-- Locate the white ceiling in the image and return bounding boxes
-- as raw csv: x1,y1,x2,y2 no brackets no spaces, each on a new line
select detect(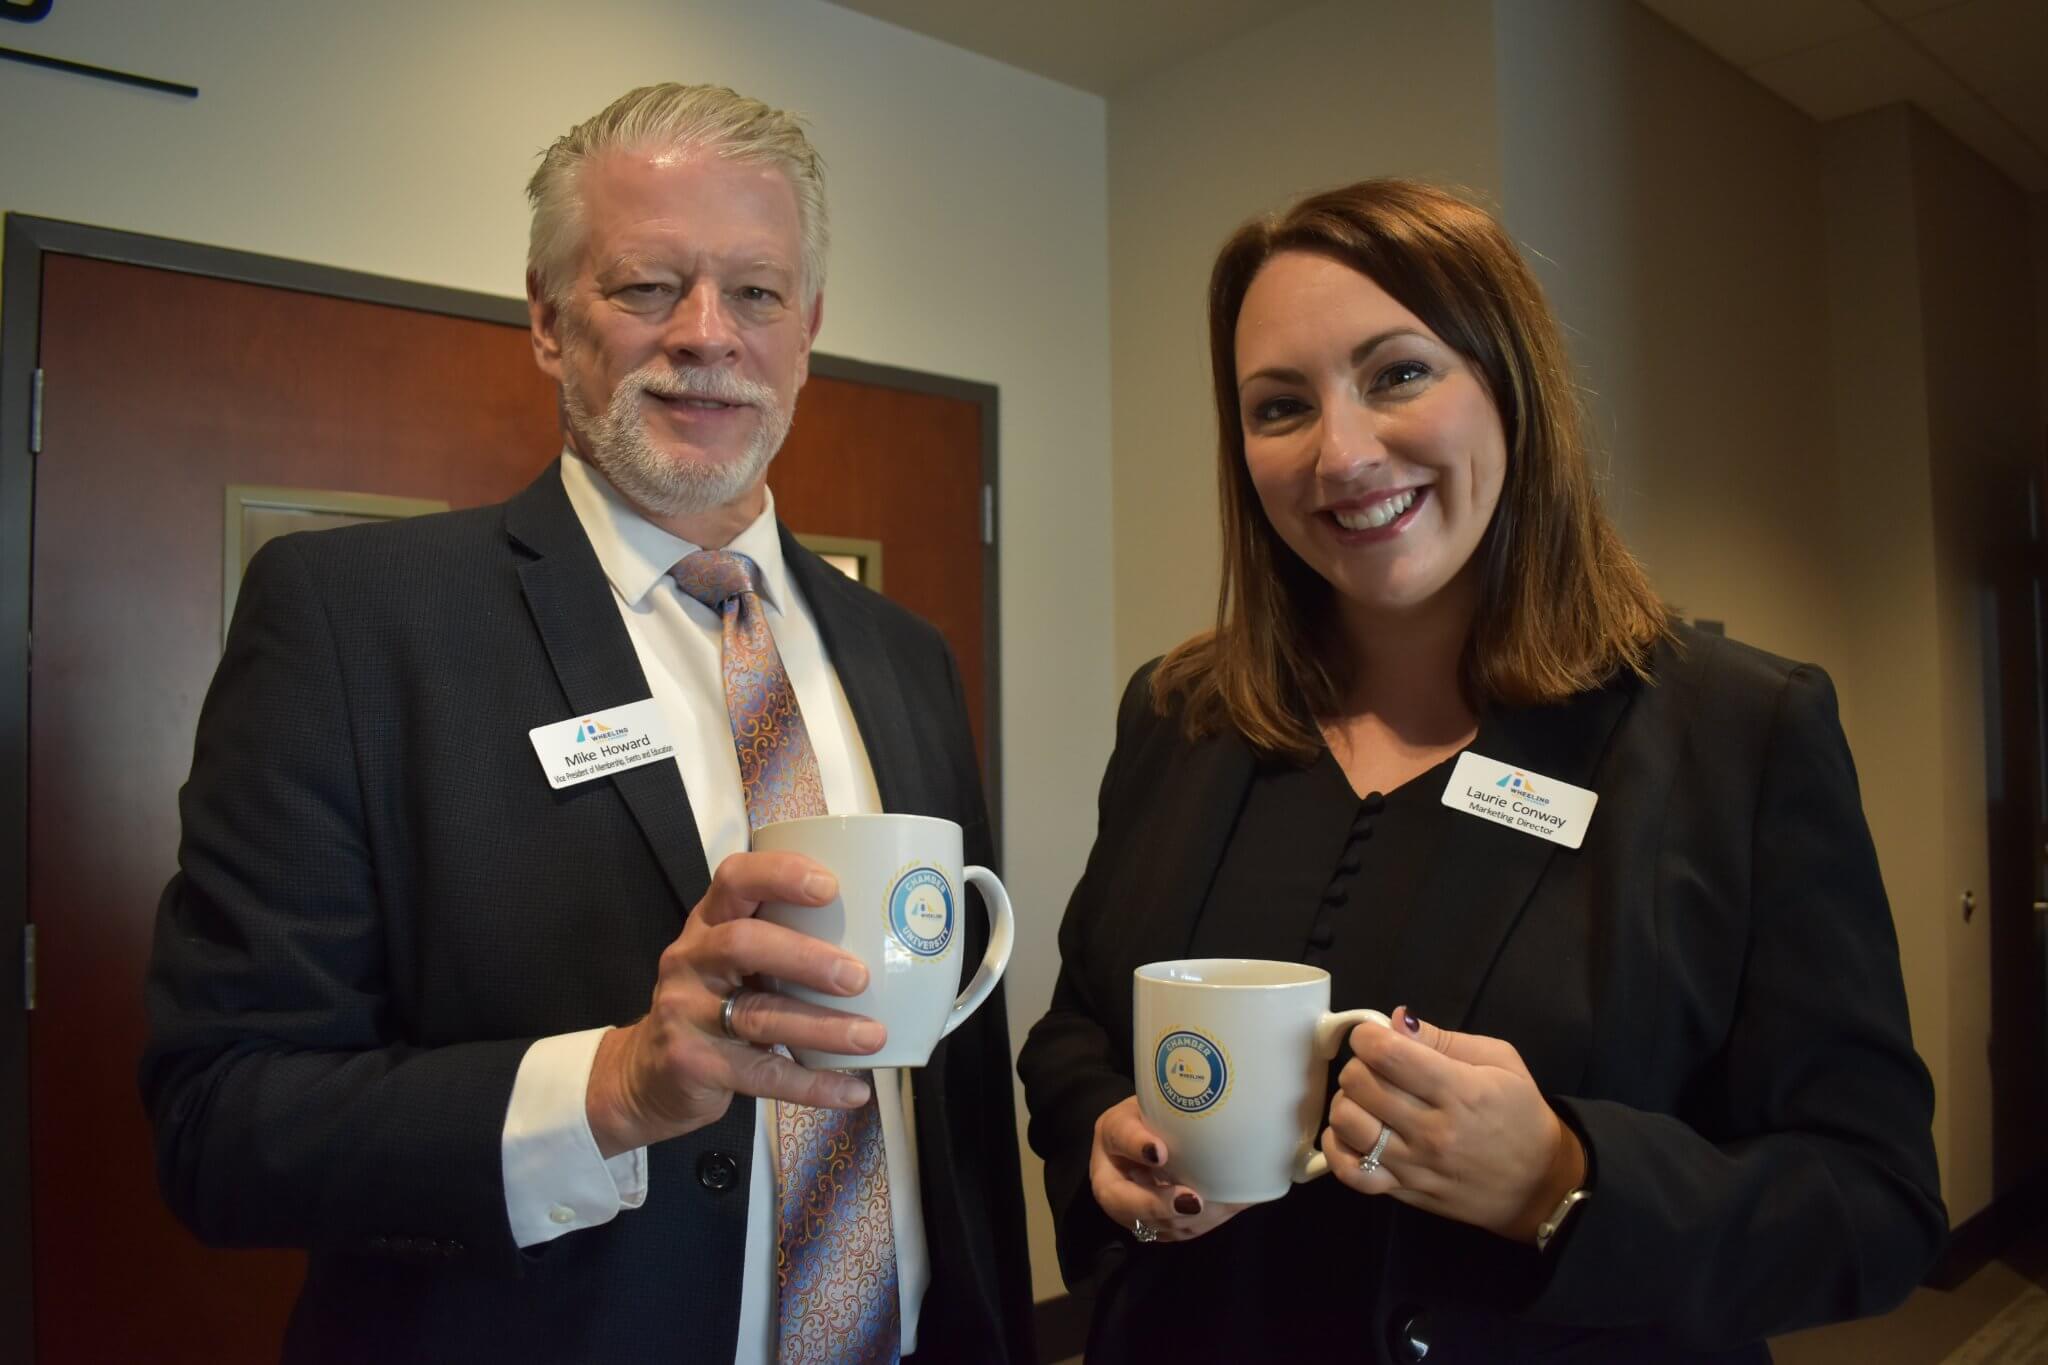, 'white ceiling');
825,0,2047,194
1636,0,2047,190
820,0,1330,95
